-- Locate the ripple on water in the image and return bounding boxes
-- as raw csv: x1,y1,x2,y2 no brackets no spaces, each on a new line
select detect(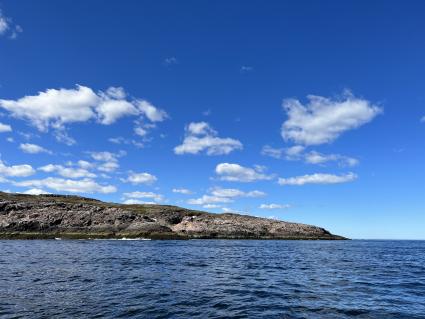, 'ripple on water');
0,240,425,318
